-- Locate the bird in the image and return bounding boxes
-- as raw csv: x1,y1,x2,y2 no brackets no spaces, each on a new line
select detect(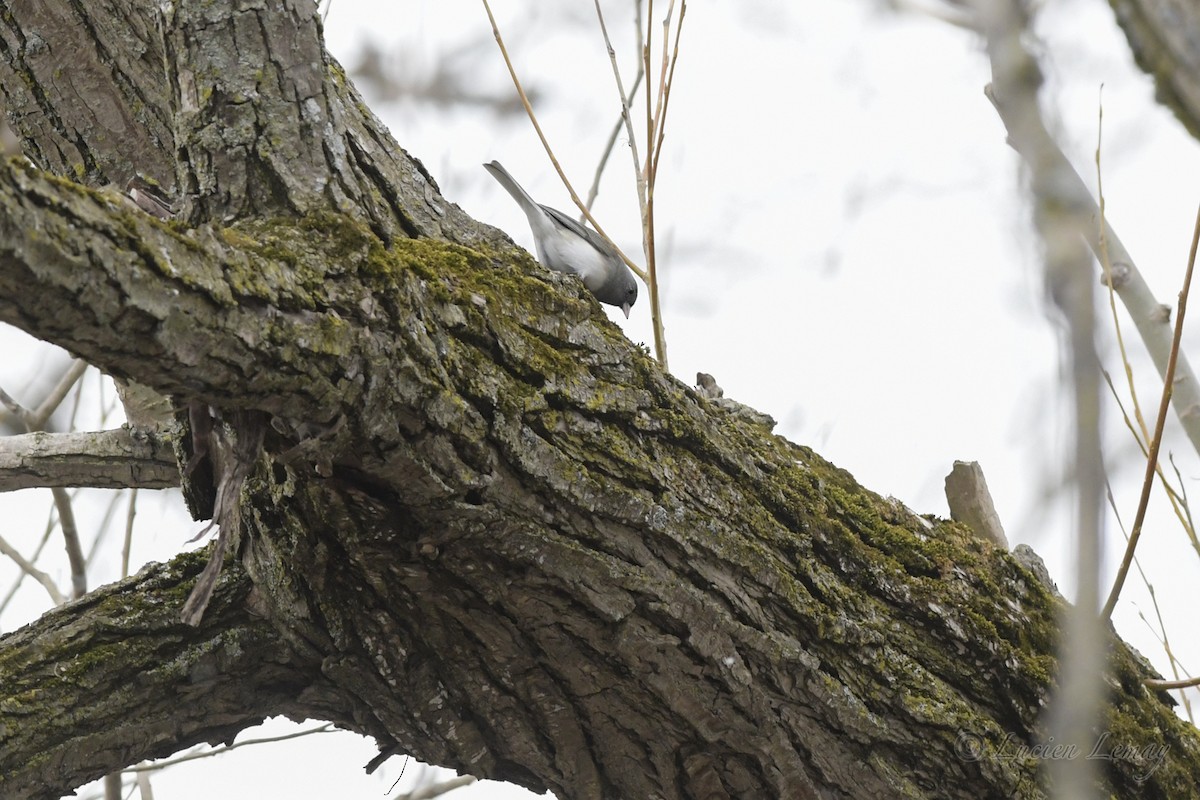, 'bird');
484,160,638,318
